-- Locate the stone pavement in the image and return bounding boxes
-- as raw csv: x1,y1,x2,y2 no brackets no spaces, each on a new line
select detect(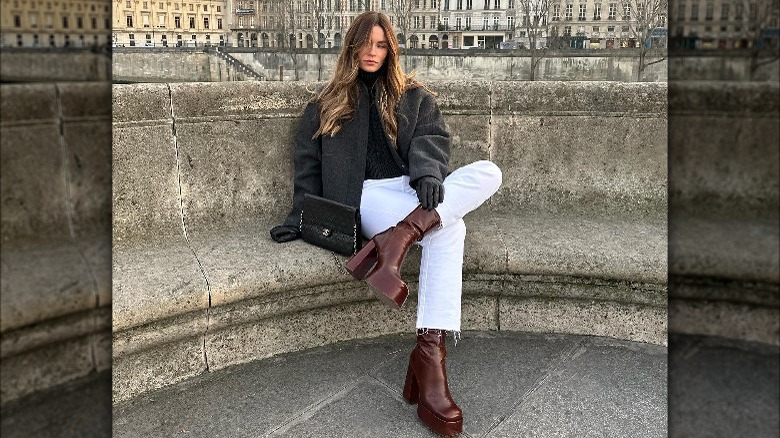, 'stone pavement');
2,331,779,437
